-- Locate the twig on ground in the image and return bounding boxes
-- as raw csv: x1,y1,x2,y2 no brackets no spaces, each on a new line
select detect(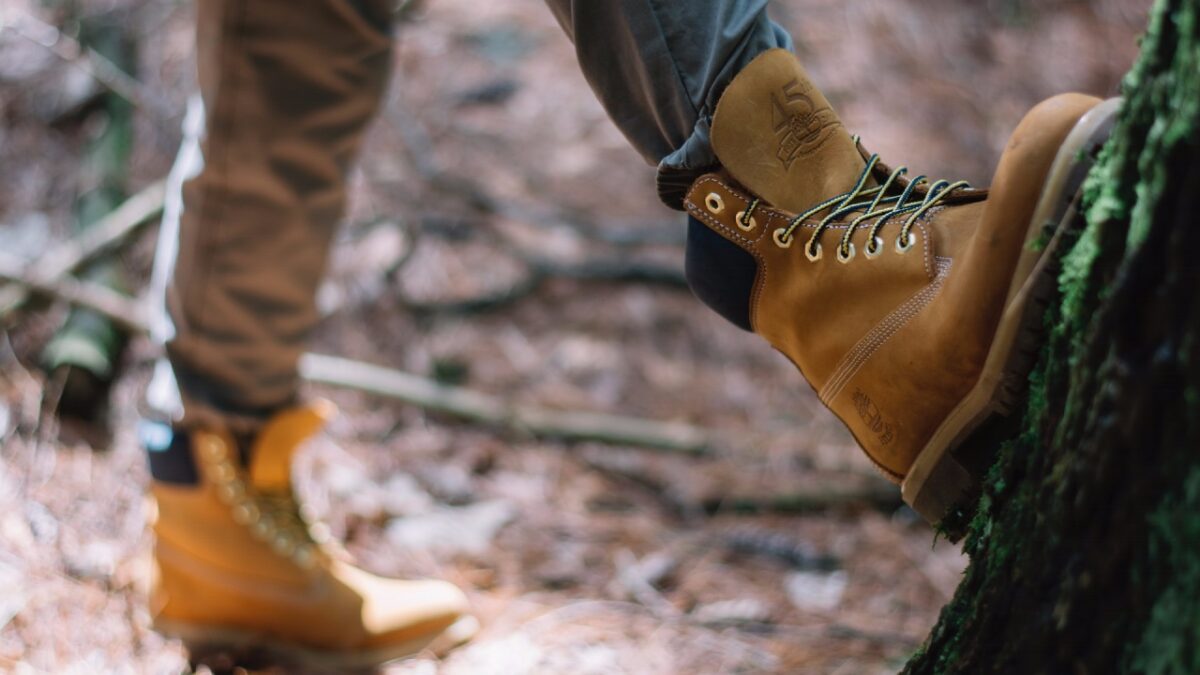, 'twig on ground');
613,549,679,617
396,255,686,316
0,180,166,320
578,449,900,517
702,482,902,515
4,12,175,119
352,99,692,316
299,353,711,454
0,254,147,332
0,266,712,454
